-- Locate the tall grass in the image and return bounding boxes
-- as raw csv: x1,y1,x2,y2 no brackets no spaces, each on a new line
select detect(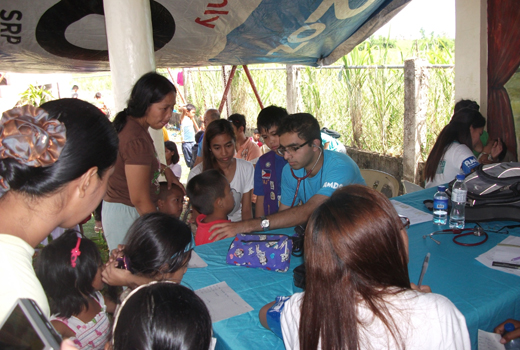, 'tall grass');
181,35,454,159
69,35,455,160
